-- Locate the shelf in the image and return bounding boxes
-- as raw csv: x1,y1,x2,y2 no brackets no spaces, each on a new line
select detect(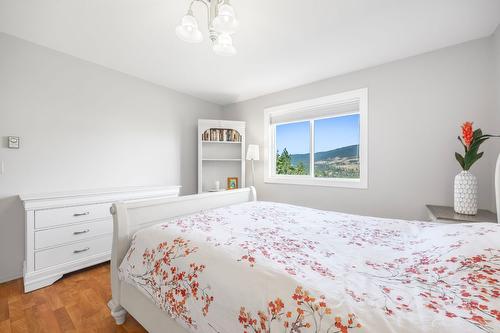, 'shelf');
202,141,242,144
198,119,246,194
202,158,242,162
